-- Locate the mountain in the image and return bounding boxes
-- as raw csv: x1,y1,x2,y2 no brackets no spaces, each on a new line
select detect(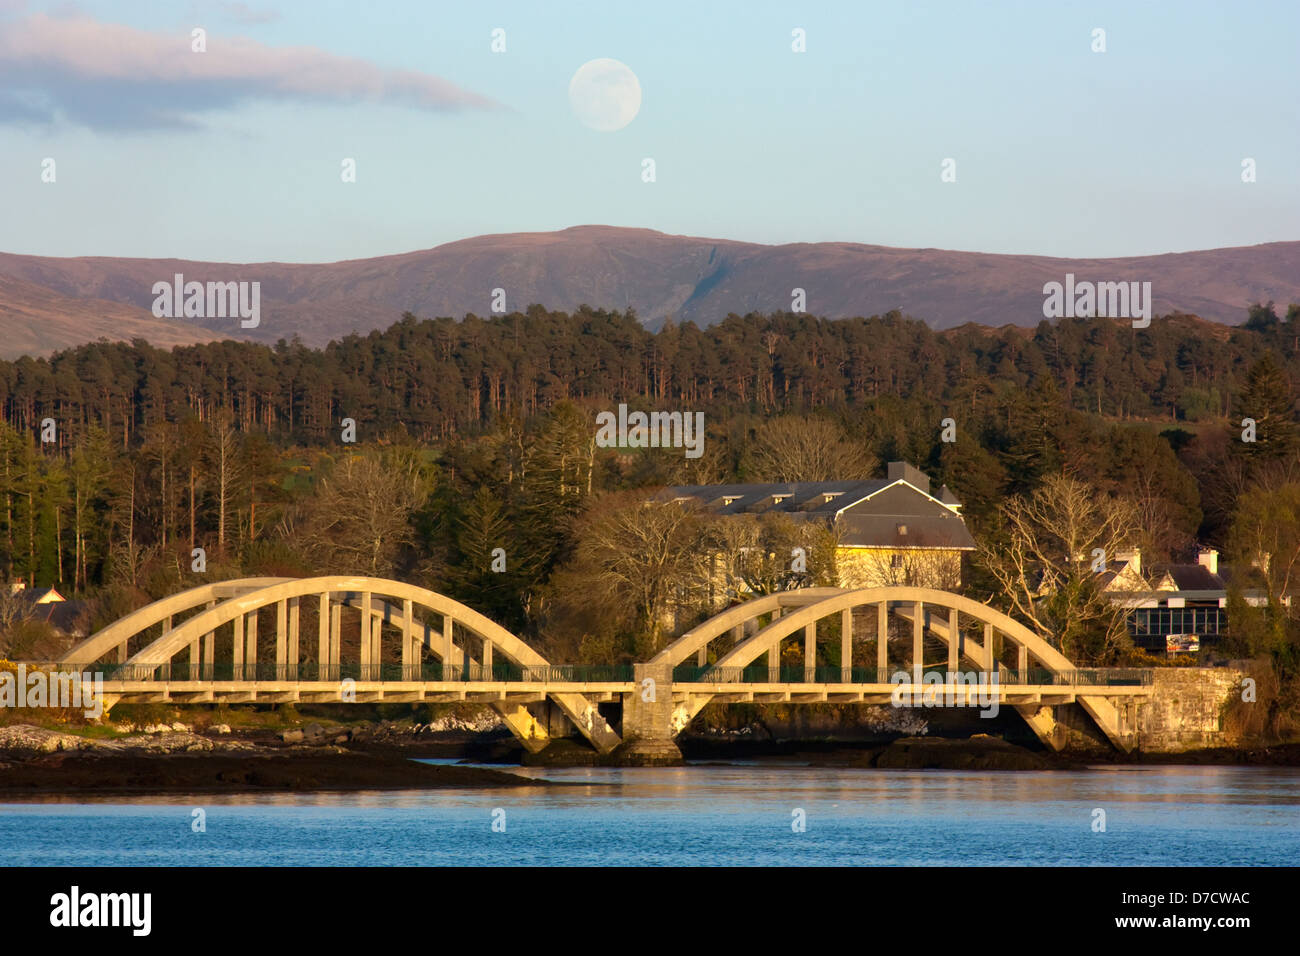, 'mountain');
0,275,218,359
1,226,1298,355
